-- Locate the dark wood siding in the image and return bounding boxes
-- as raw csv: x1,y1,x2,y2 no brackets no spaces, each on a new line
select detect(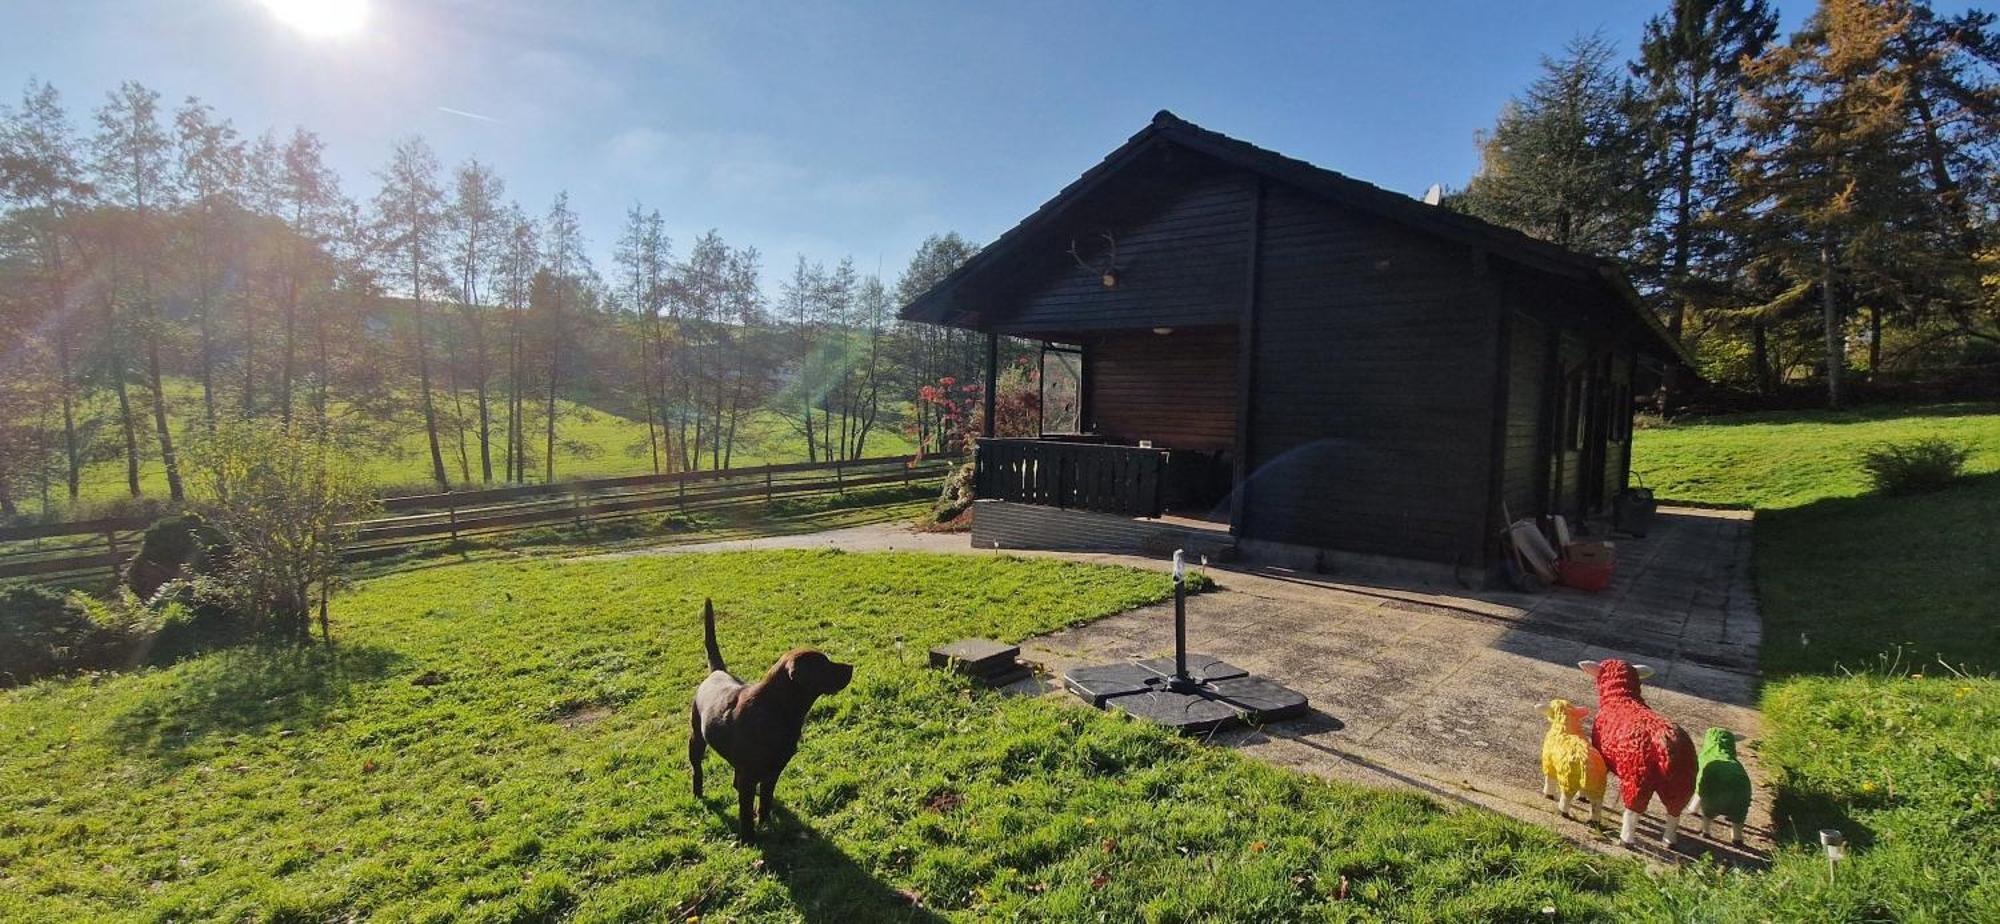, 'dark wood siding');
1603,346,1634,510
996,171,1251,334
1085,327,1237,451
1502,312,1548,520
1240,184,1498,564
1552,333,1588,521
